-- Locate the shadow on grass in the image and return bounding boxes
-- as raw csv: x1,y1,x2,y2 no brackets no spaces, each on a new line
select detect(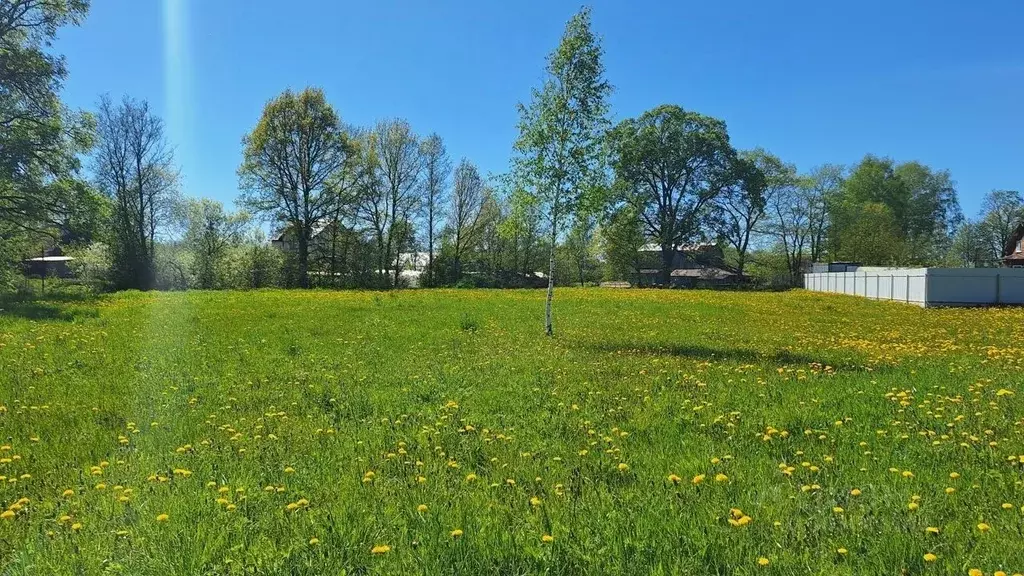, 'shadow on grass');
0,293,100,322
584,341,875,371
